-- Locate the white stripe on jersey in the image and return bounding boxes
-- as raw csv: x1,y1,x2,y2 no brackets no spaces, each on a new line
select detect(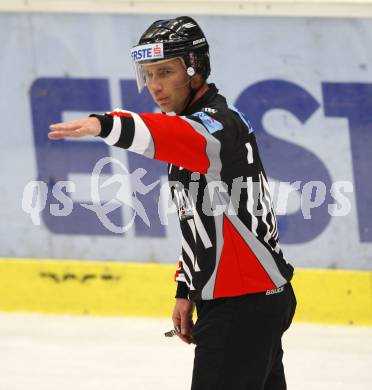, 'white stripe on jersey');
128,112,154,157
181,260,195,290
187,219,201,271
182,237,195,267
245,142,254,164
102,115,122,145
187,219,196,240
193,208,213,249
273,242,281,254
260,173,279,240
247,176,258,236
259,173,274,244
270,207,279,239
